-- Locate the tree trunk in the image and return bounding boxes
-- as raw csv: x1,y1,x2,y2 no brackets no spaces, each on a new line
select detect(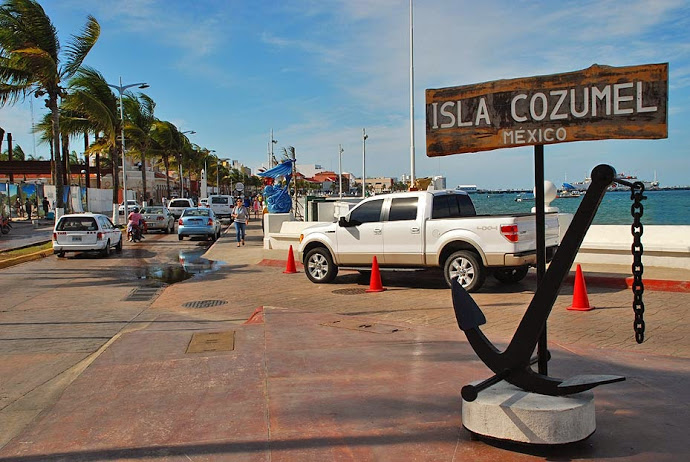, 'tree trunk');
50,96,64,209
141,151,148,202
111,145,119,205
163,155,171,198
62,134,69,186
